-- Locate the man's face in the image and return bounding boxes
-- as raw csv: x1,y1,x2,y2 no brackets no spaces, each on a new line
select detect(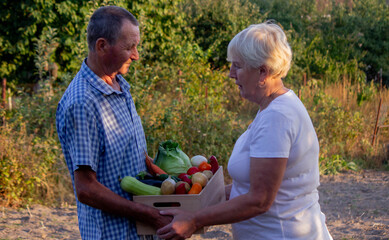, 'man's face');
104,20,140,76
